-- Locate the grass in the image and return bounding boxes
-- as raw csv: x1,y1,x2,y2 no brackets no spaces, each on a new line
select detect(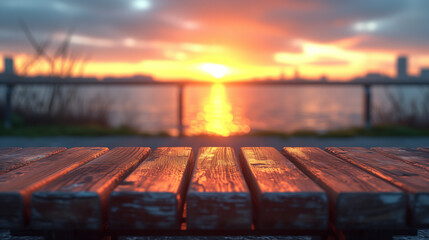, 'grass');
0,123,169,137
322,125,429,137
1,123,428,137
250,125,429,138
